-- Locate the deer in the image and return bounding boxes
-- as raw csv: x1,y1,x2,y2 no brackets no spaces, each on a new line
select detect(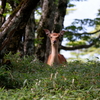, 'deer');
44,29,67,66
